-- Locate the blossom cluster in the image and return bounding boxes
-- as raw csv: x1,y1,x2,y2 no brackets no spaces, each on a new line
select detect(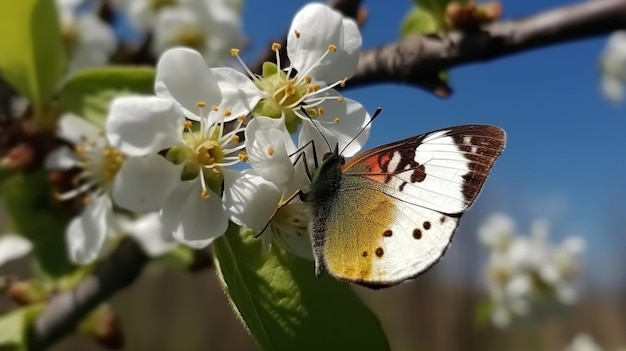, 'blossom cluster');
600,30,626,102
478,213,585,328
43,3,371,264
